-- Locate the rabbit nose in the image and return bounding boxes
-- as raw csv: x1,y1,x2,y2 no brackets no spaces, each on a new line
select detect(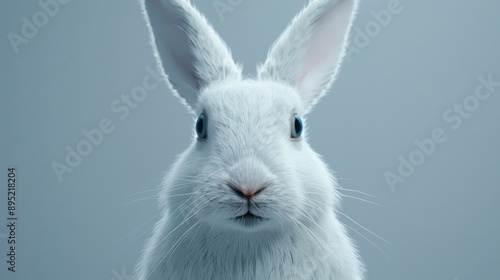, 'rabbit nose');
227,182,266,199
